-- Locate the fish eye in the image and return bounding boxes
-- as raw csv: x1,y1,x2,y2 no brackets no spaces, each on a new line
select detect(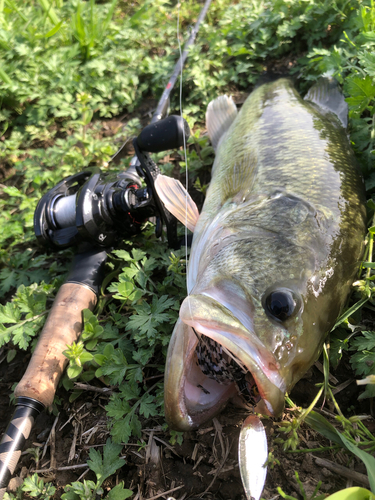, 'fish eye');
263,288,299,322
